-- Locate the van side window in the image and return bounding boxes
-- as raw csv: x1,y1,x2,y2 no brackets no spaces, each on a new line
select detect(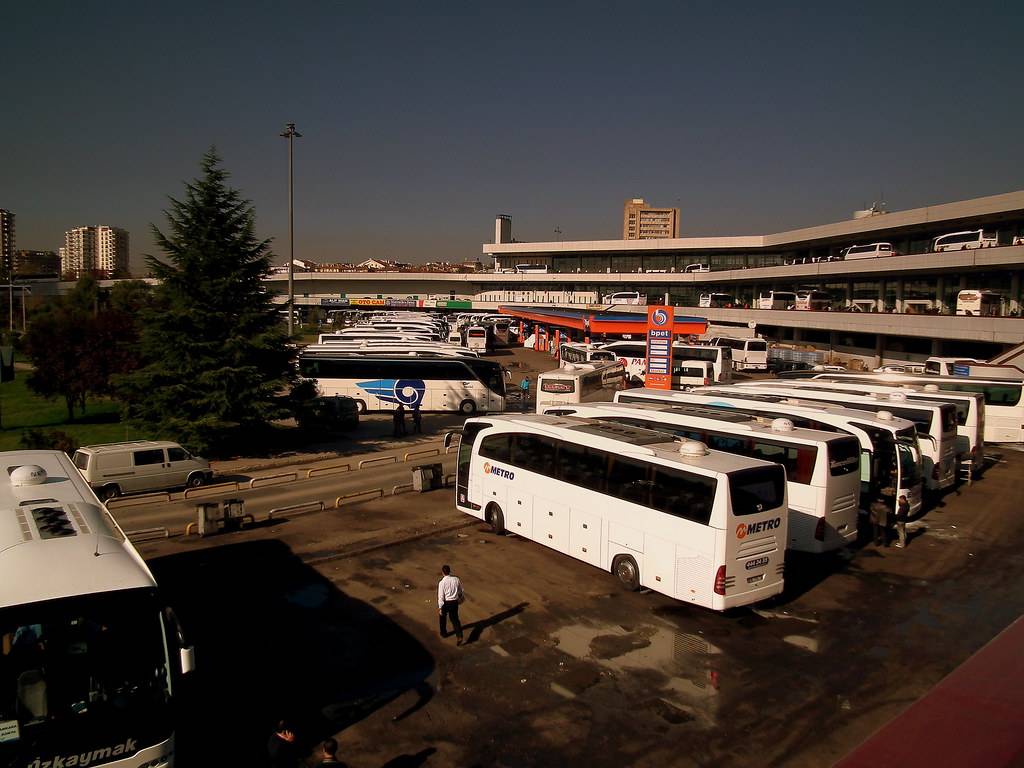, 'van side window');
167,447,190,462
133,449,165,466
